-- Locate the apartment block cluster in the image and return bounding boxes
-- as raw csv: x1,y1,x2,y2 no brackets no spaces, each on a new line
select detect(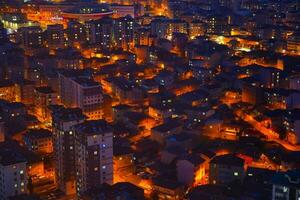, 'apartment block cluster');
0,0,299,200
